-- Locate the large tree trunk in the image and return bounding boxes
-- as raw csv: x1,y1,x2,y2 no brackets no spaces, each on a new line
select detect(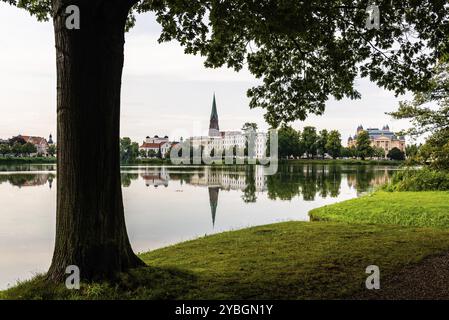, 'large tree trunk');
47,0,144,282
